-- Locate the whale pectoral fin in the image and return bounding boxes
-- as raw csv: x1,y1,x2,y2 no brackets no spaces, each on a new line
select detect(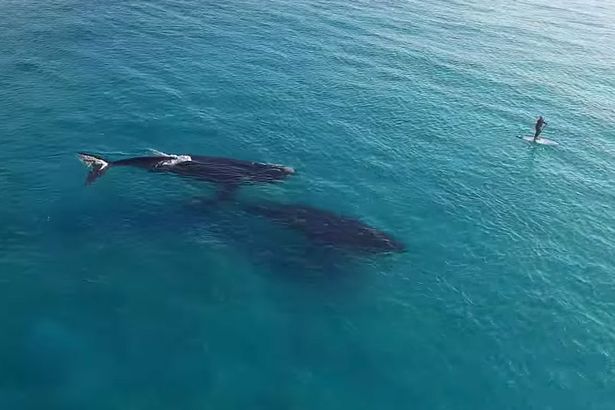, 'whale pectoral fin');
78,153,111,185
85,164,109,185
216,183,239,202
